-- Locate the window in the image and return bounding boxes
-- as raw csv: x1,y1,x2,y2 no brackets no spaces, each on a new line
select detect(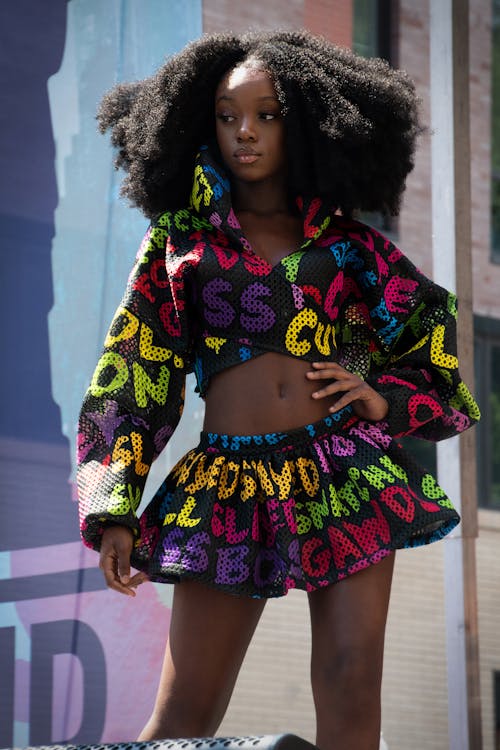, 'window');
492,0,500,262
475,316,500,509
353,0,393,61
352,0,396,235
